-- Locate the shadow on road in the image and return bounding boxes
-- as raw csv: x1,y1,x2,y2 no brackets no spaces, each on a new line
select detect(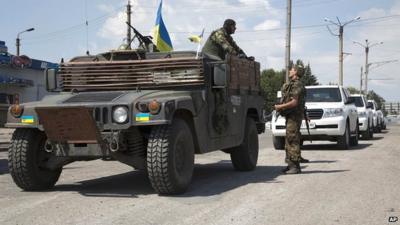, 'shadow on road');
371,136,384,140
54,170,152,198
180,160,283,197
53,160,285,198
301,143,371,151
301,170,349,174
302,160,337,164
